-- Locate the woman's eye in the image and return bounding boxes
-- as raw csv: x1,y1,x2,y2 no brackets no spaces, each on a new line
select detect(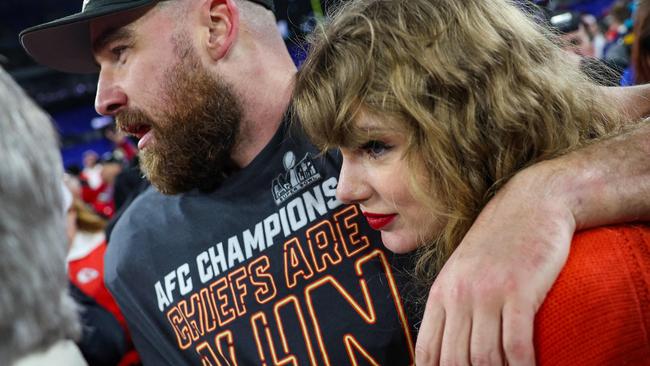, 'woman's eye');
359,140,392,159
